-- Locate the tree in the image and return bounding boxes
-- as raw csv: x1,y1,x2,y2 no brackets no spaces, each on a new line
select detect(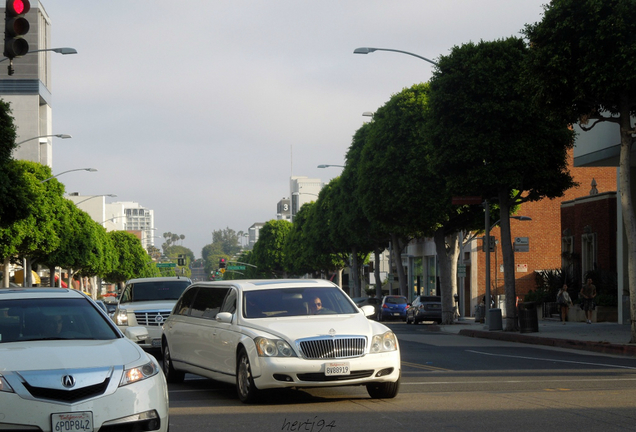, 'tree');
427,38,575,329
523,0,636,342
251,220,292,278
0,100,34,228
104,231,158,290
